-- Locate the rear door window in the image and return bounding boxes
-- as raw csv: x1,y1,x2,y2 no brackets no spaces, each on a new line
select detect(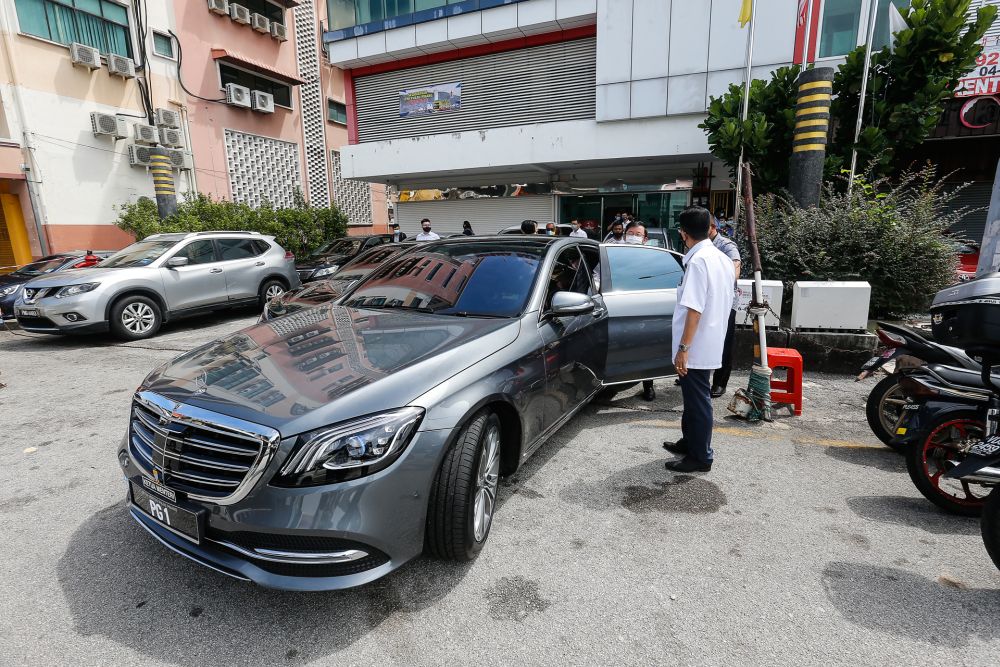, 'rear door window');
218,238,259,261
604,246,684,292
